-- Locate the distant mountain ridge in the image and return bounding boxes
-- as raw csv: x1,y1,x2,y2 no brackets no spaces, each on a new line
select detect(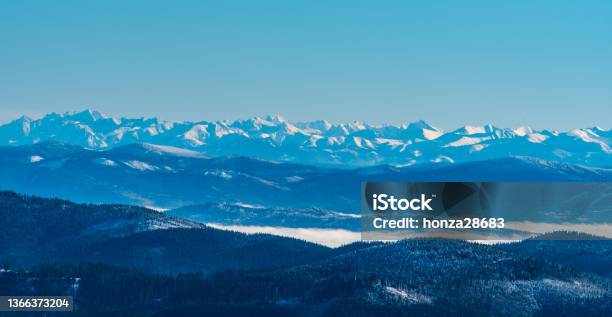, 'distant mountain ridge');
2,142,611,215
1,109,610,167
